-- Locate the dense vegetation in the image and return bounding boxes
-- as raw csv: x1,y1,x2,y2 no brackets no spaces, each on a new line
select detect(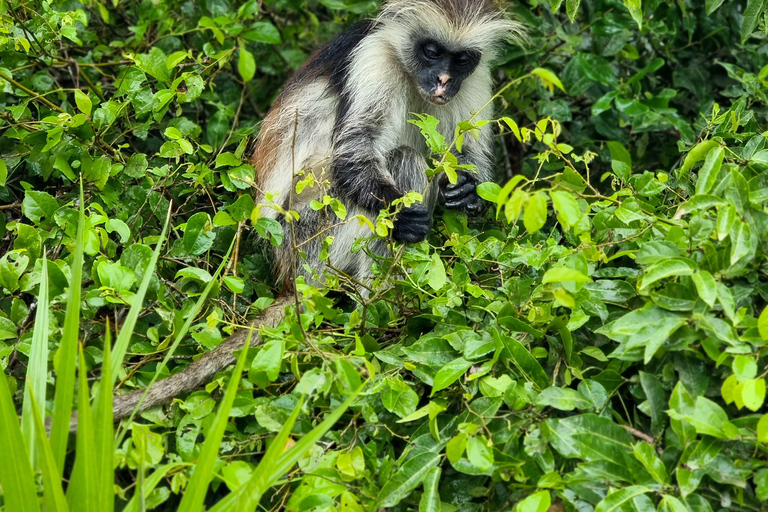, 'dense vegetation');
2,0,768,510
